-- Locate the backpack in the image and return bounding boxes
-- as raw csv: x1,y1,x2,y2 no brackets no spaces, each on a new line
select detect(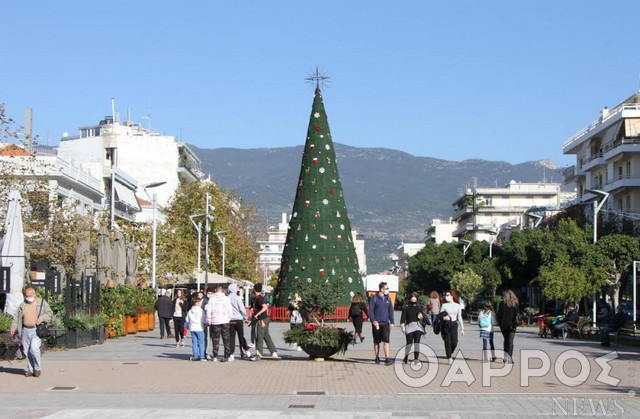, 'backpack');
478,310,491,328
350,303,362,317
290,309,303,324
